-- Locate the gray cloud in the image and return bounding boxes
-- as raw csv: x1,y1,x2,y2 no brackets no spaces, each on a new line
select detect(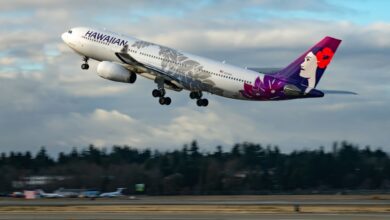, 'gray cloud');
0,0,389,154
